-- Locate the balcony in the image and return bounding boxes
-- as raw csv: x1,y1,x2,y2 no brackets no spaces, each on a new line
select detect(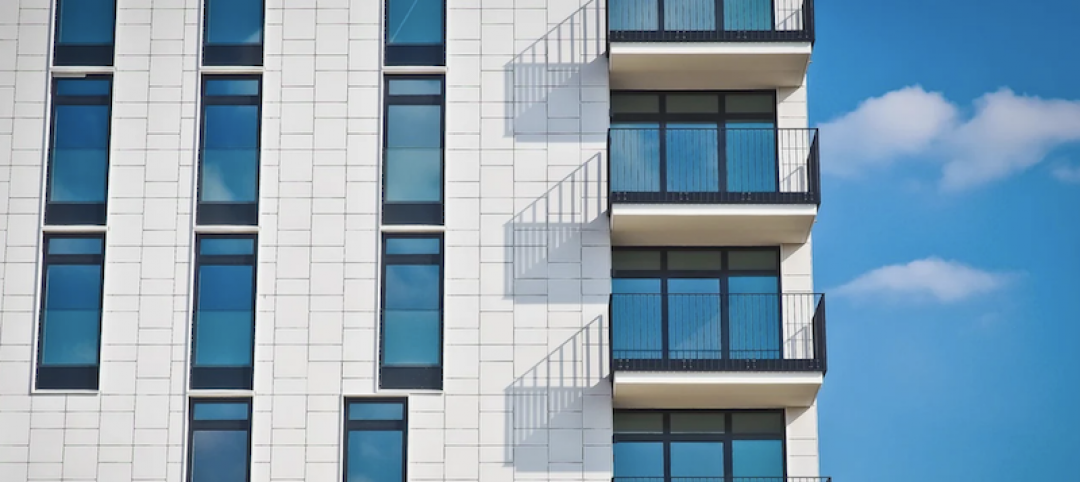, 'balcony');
614,478,831,482
608,127,820,246
609,293,826,408
607,0,815,89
